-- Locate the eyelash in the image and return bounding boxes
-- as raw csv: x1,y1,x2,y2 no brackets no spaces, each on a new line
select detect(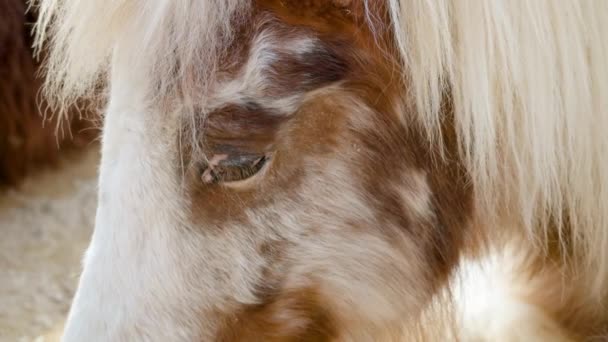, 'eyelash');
201,155,268,184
